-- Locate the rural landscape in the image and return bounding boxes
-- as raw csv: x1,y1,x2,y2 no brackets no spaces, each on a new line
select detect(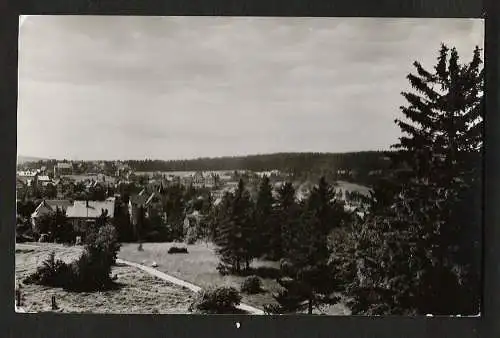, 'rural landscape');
16,17,483,315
